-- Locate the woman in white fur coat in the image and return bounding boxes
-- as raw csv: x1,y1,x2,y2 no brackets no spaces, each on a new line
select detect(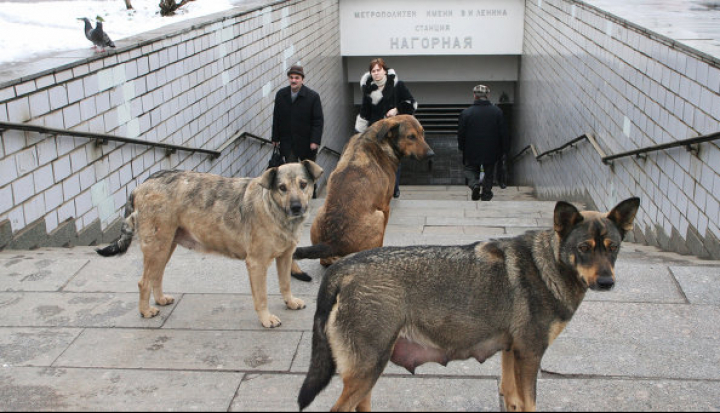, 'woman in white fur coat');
355,58,417,198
